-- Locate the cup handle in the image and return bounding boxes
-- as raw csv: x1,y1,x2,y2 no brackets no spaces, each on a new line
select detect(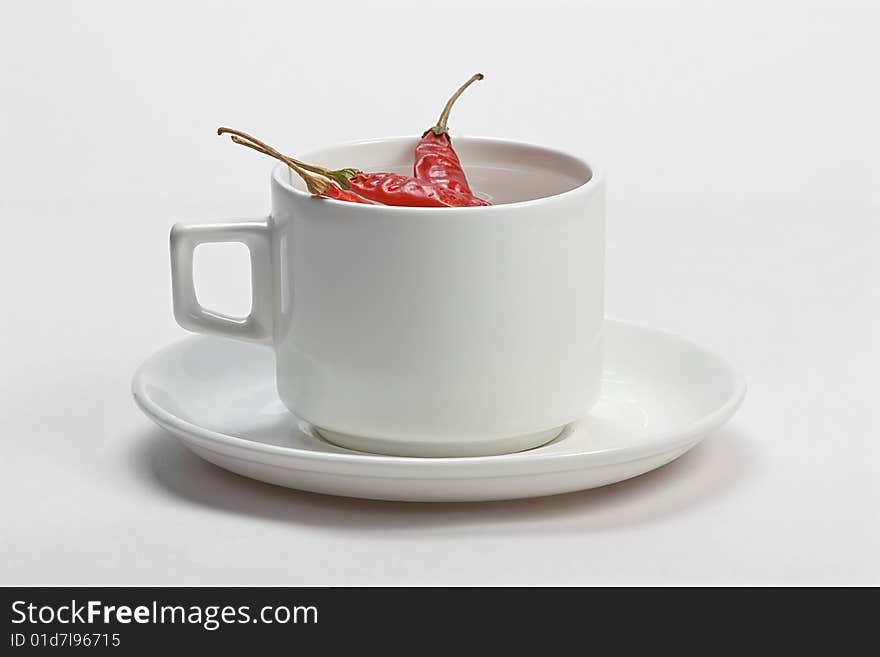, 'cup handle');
170,218,274,344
